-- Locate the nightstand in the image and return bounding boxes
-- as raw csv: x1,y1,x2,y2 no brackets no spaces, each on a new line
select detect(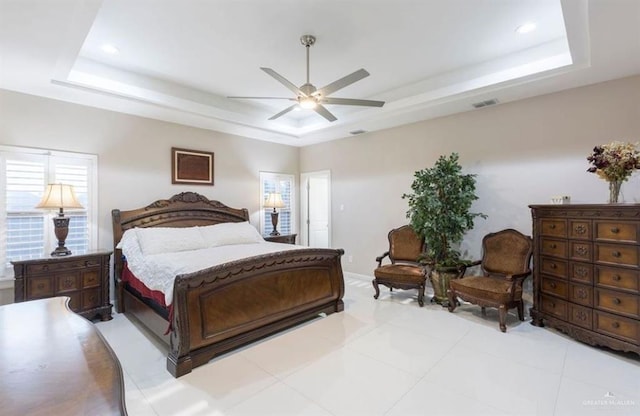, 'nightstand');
11,250,113,321
264,234,297,244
